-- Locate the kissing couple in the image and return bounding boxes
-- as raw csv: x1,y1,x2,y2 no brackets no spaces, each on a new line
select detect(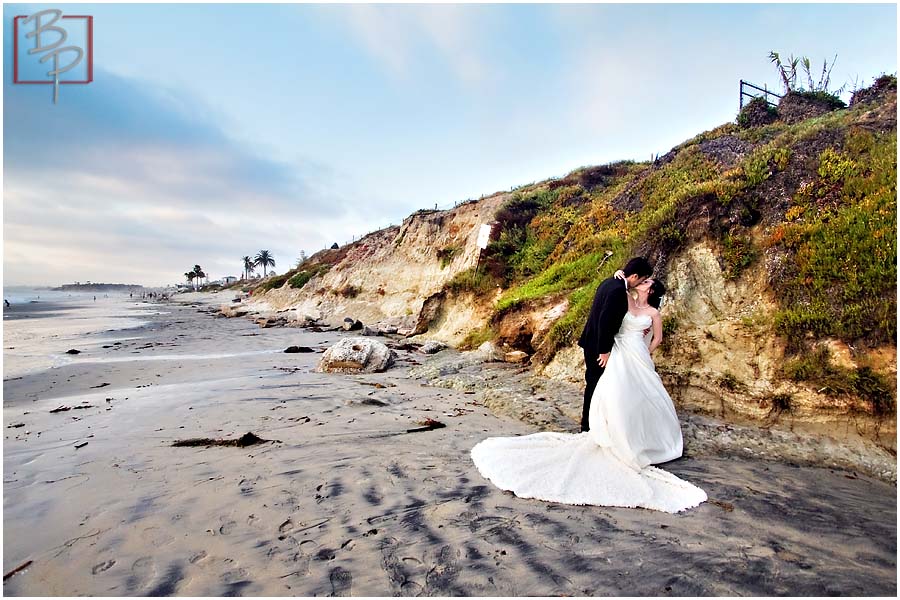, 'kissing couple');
471,257,707,513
